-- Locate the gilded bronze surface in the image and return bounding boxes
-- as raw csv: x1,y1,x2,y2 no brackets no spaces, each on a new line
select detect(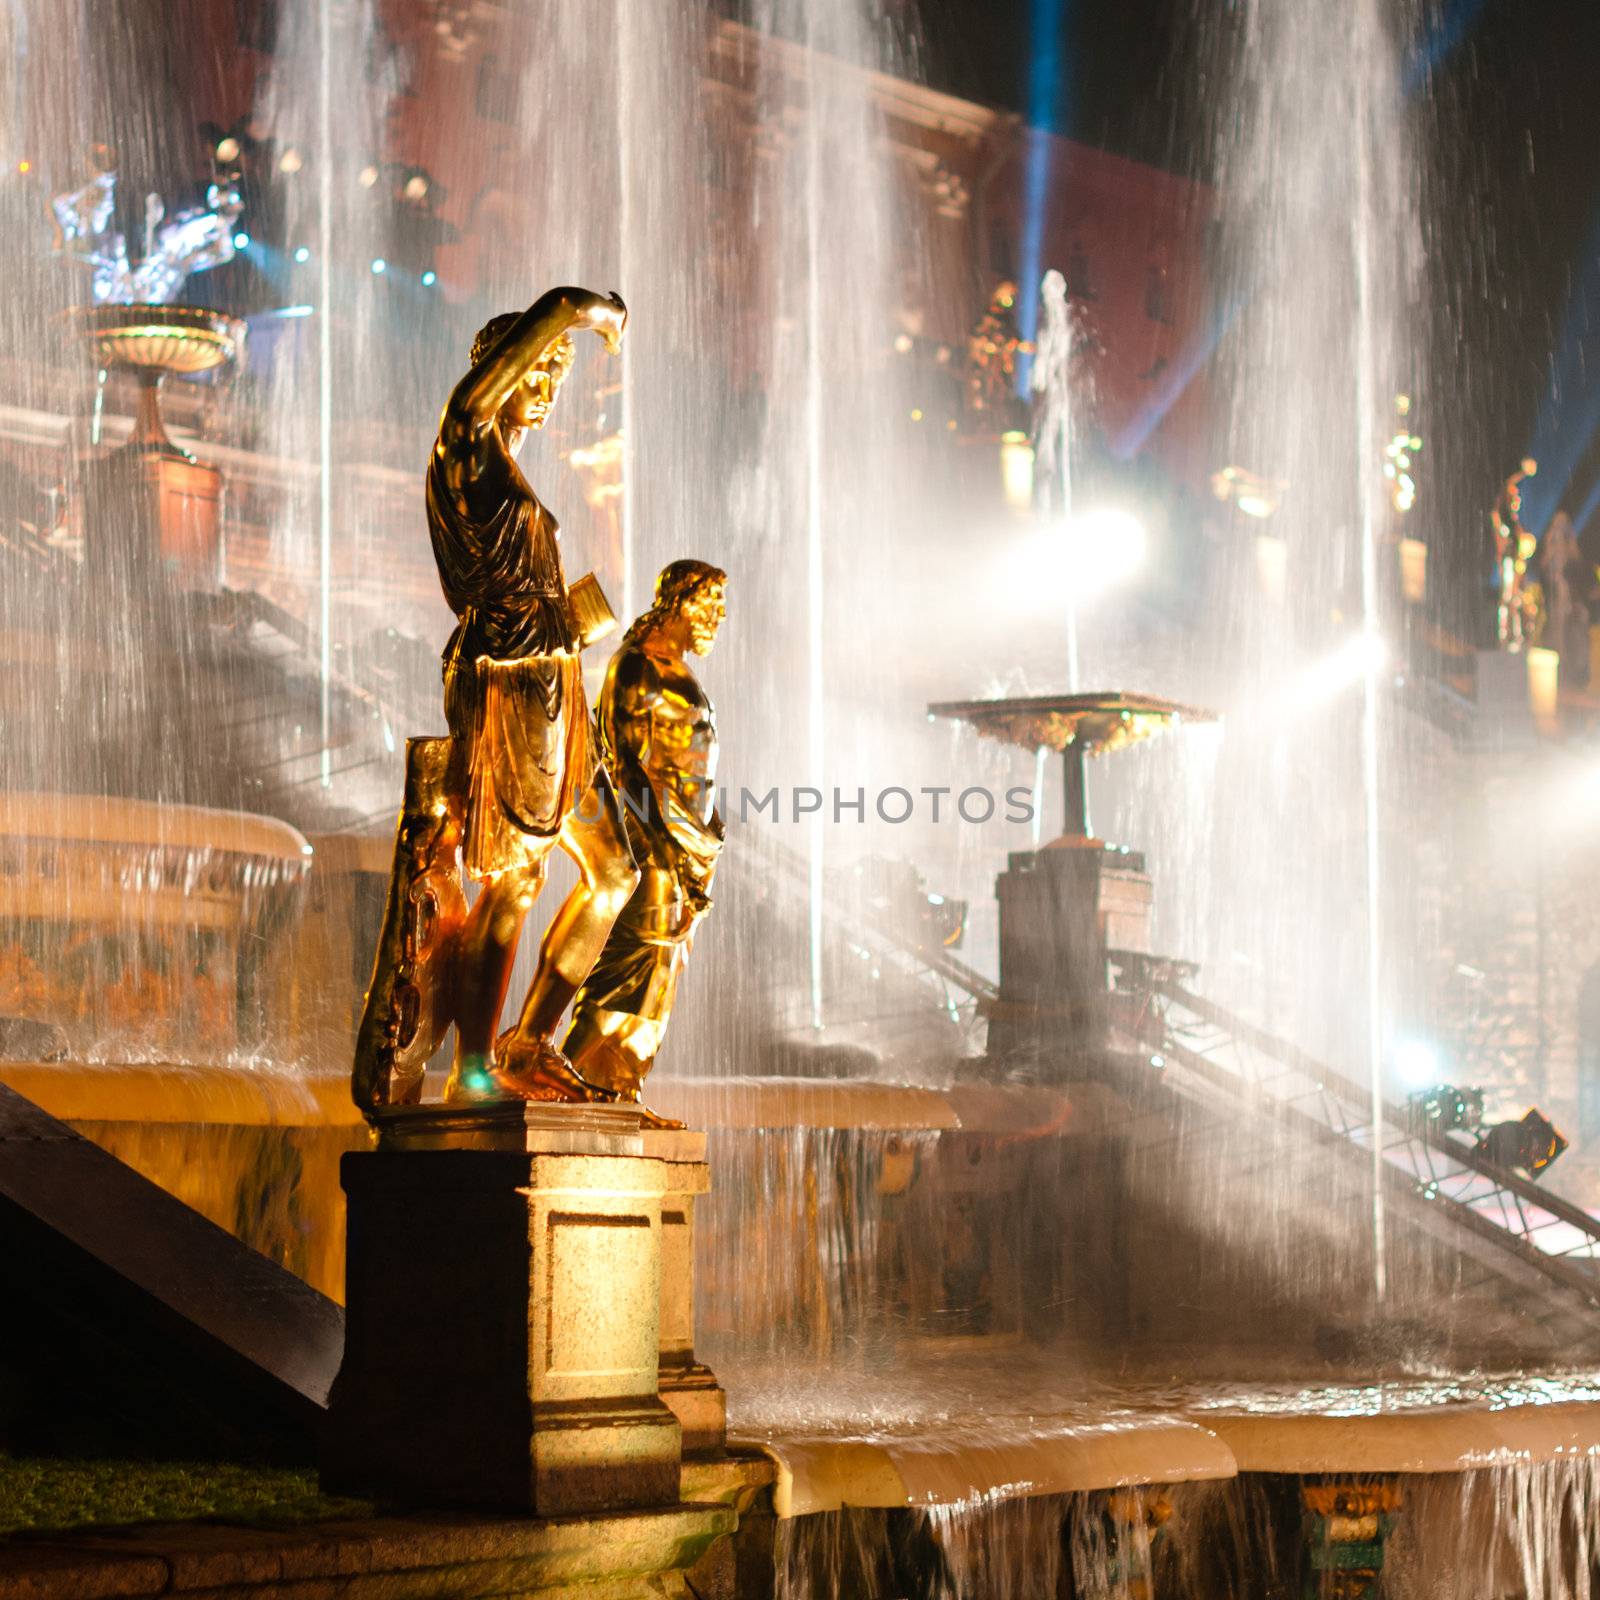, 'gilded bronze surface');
351,737,467,1111
562,562,727,1124
928,689,1217,758
353,286,641,1115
